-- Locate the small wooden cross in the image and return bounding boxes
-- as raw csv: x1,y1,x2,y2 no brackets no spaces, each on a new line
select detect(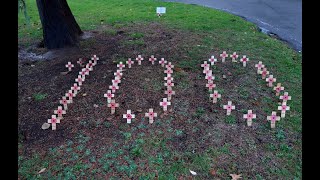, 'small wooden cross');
123,110,135,123
259,68,269,79
86,63,93,71
205,74,215,81
240,55,249,67
278,102,290,118
267,111,281,128
203,69,212,75
54,106,66,119
166,62,174,69
104,90,114,103
208,56,218,65
160,98,171,111
59,96,71,110
65,62,74,71
117,62,125,70
206,80,216,91
65,90,75,103
164,69,173,74
220,51,228,62
91,54,99,65
109,84,119,93
230,52,239,62
243,110,256,126
201,61,210,69
210,90,221,103
114,70,123,79
145,108,158,124
266,75,276,87
165,87,175,101
71,83,80,95
164,80,175,88
107,99,119,114
77,58,84,66
159,58,167,67
255,61,265,74
223,101,235,115
87,60,94,68
48,115,60,130
75,75,85,86
273,83,284,96
79,68,88,76
149,55,157,65
164,74,174,81
126,58,134,68
280,92,292,102
112,77,121,85
136,55,144,65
